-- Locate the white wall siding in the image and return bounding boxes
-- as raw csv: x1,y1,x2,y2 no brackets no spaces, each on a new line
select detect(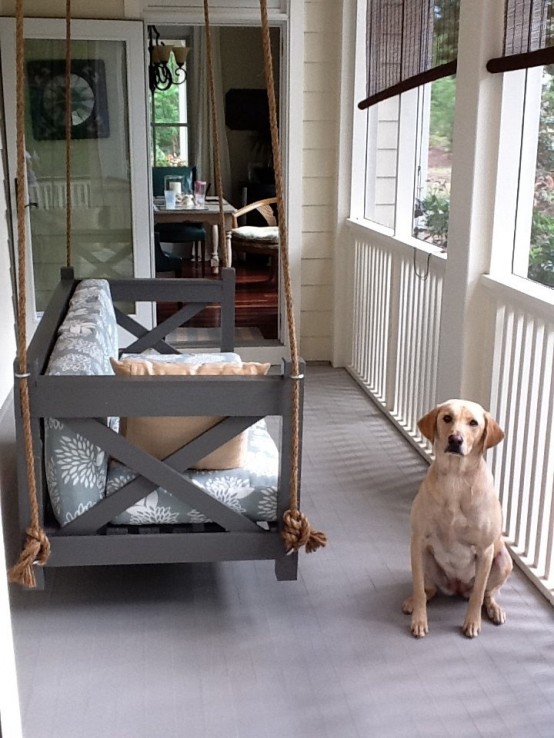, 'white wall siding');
0,131,16,405
358,97,400,232
0,109,23,738
137,0,288,24
302,0,340,361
